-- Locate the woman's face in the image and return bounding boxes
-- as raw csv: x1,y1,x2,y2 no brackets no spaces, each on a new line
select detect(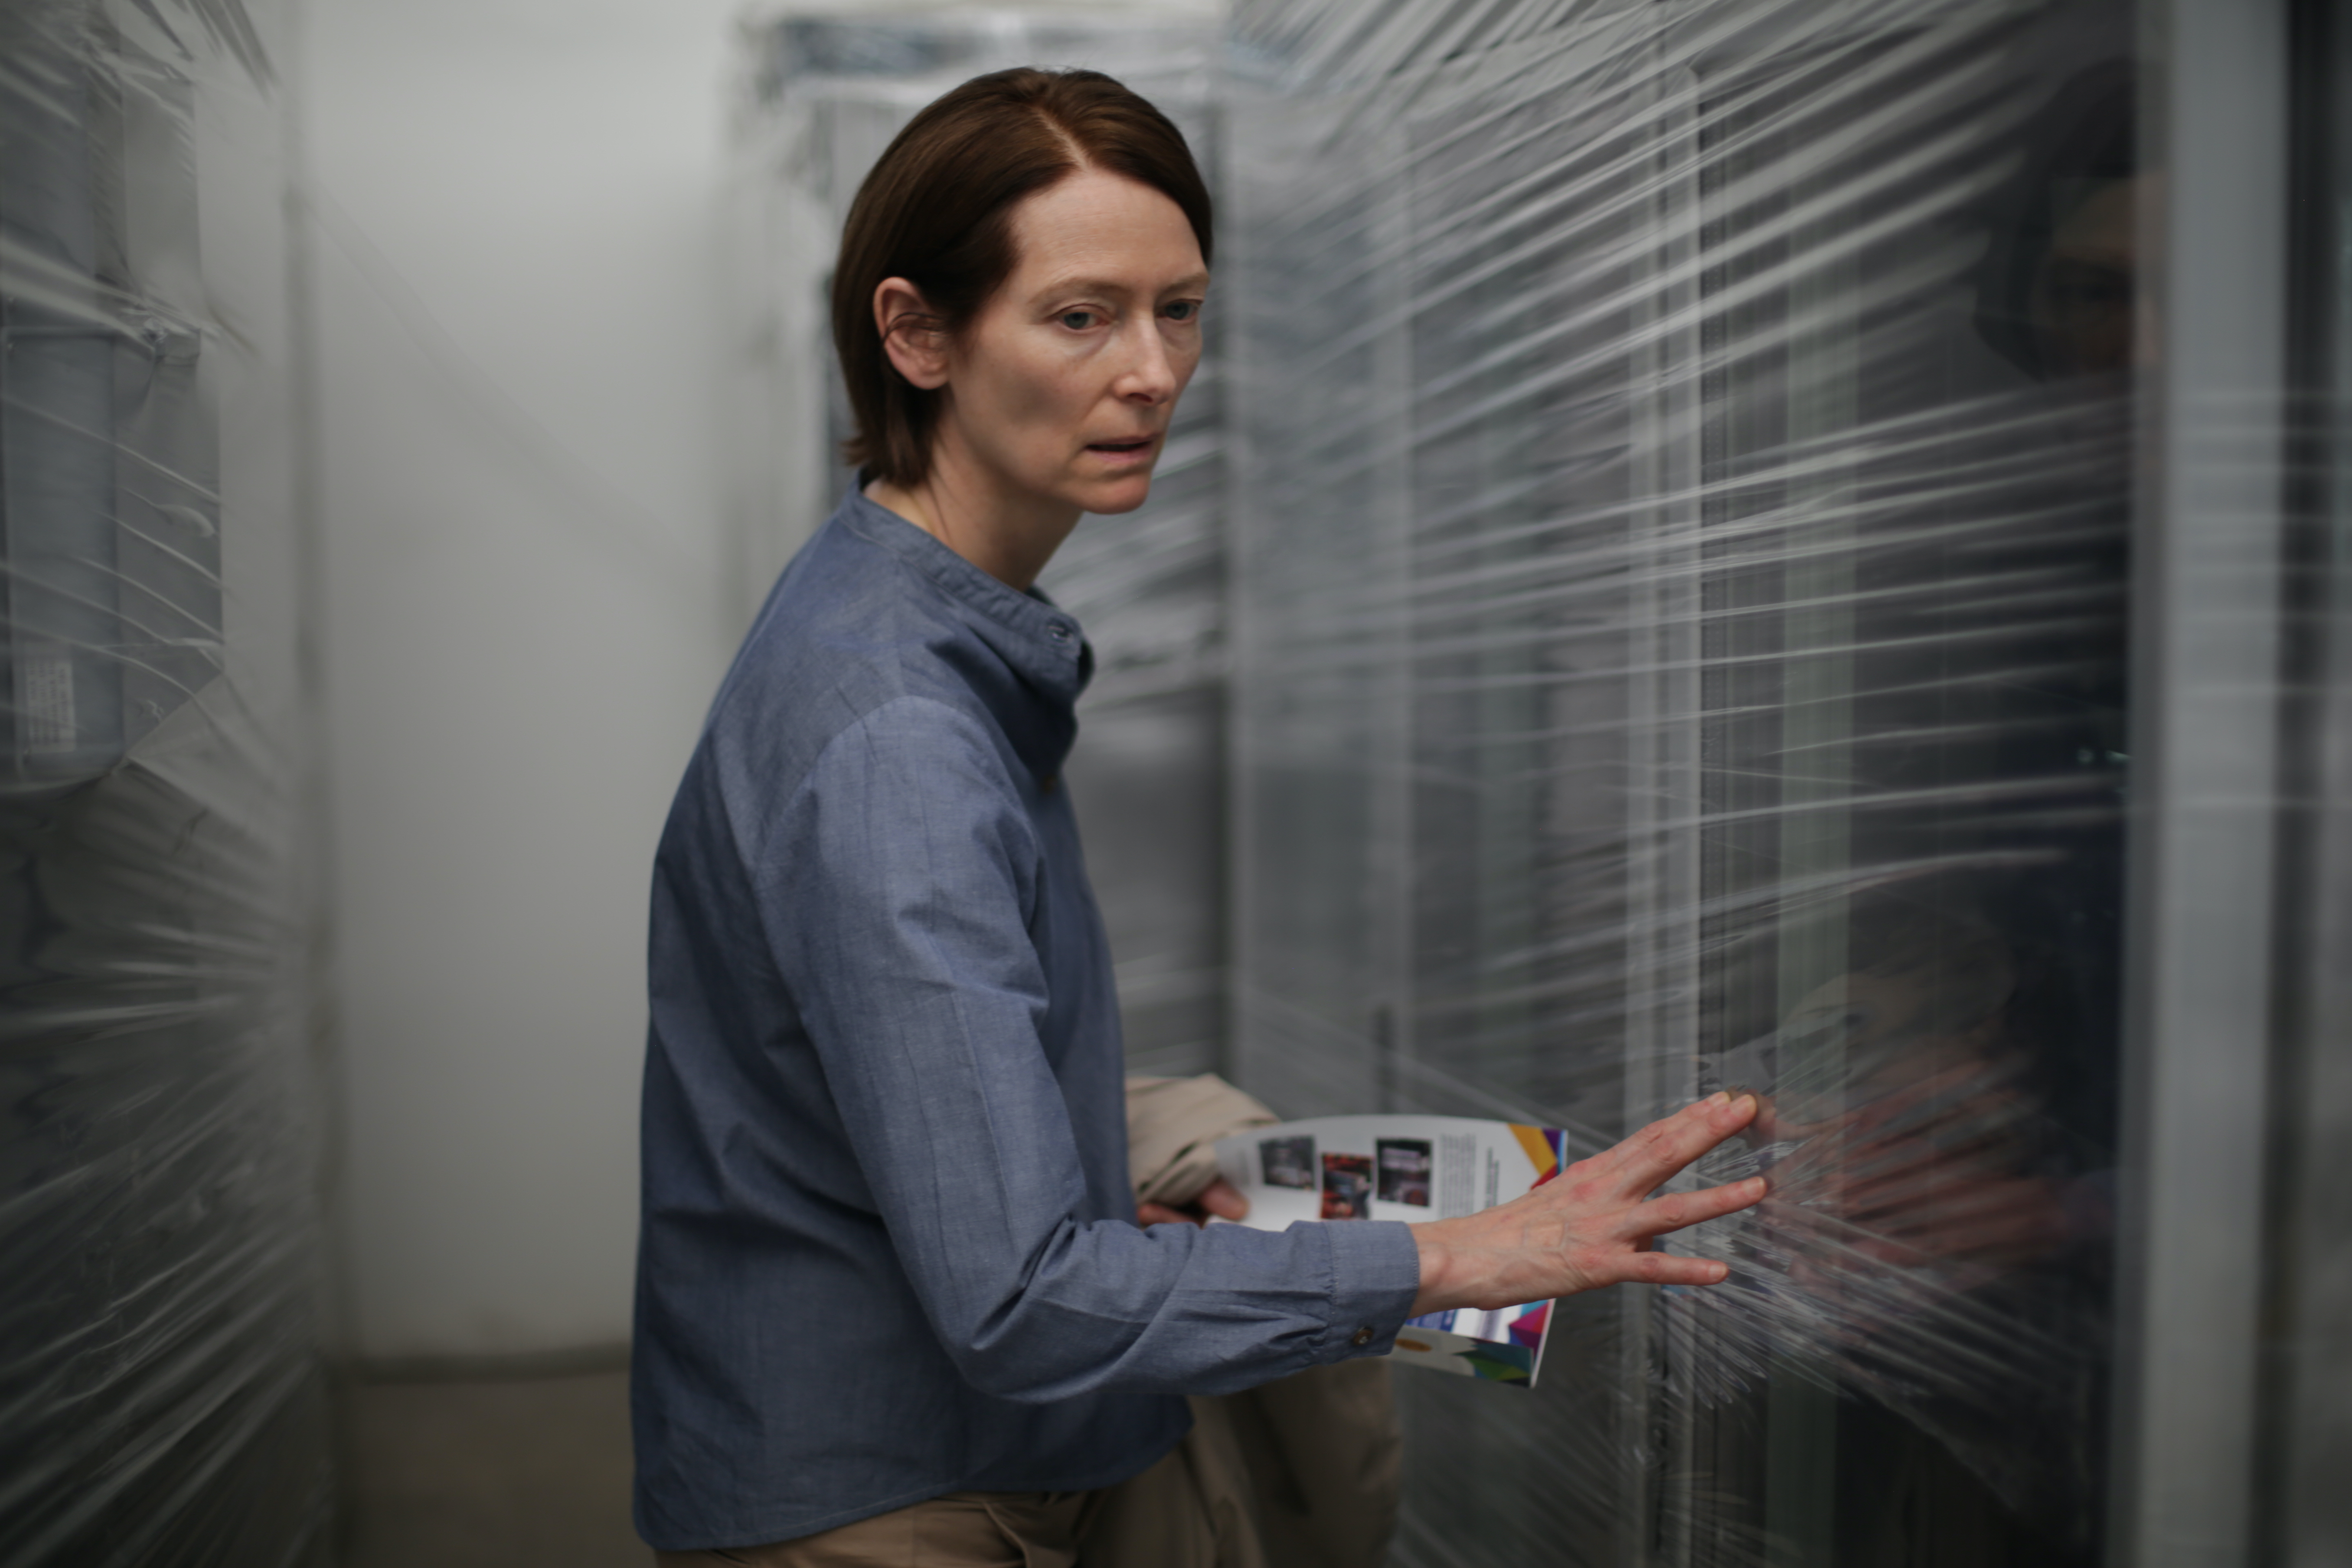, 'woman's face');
930,168,1208,519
